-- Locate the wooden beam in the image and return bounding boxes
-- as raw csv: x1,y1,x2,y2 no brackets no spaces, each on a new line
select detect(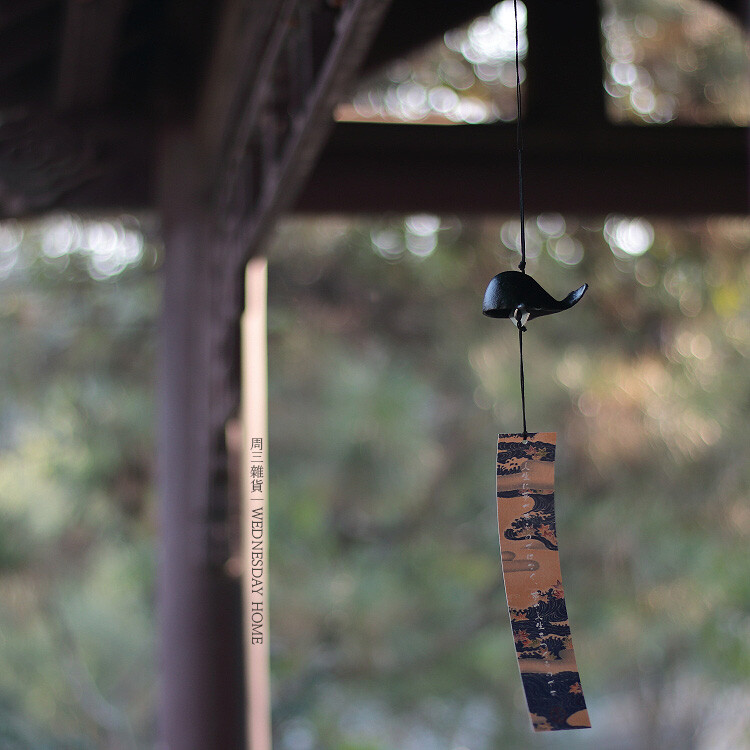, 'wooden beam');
0,18,57,84
297,122,750,216
232,0,393,259
0,107,153,218
57,0,129,109
204,0,393,279
2,114,746,219
0,0,56,28
197,0,286,160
